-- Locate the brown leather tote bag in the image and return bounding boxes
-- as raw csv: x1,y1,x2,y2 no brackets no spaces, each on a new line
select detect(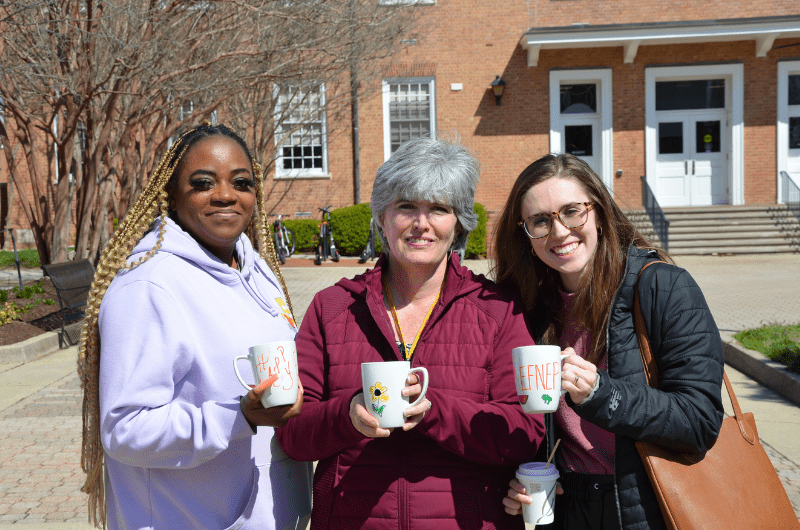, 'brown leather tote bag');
633,261,799,530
